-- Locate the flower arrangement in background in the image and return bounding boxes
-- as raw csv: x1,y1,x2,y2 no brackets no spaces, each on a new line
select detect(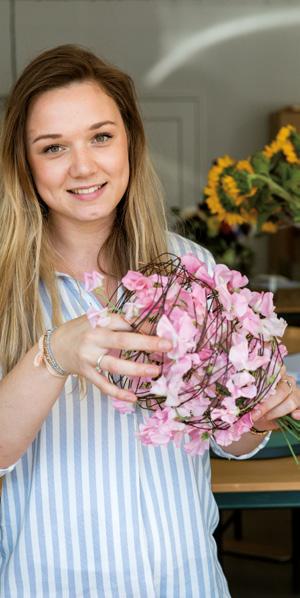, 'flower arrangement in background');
204,124,300,232
84,254,298,457
173,125,300,278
